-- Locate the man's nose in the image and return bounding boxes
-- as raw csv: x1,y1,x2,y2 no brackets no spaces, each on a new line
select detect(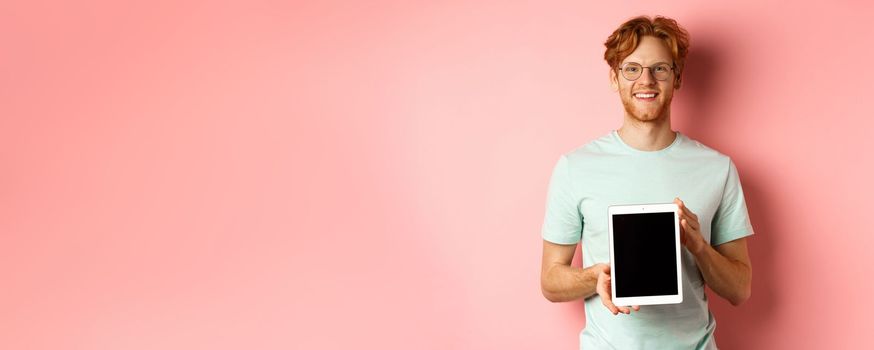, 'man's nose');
637,67,657,84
